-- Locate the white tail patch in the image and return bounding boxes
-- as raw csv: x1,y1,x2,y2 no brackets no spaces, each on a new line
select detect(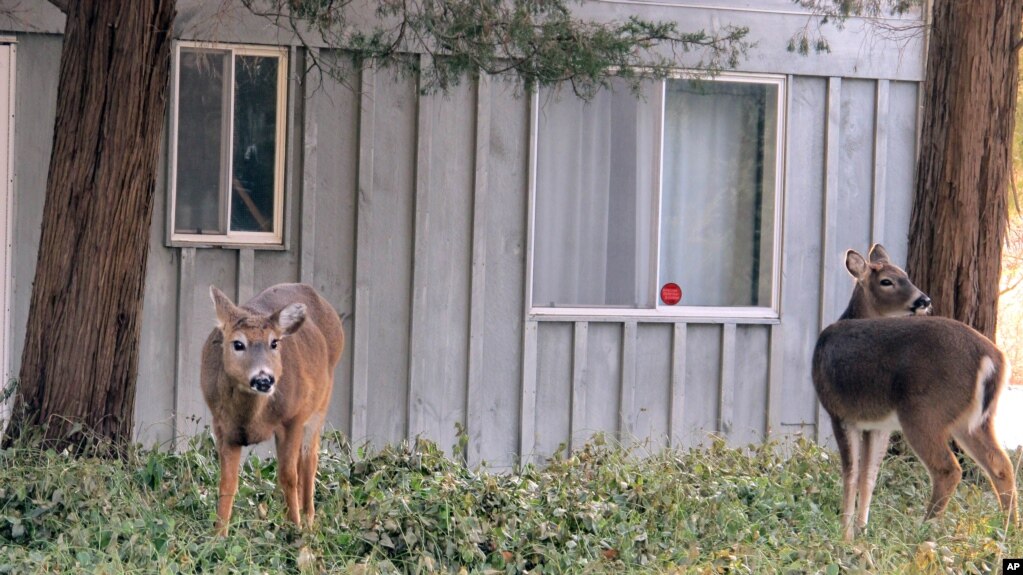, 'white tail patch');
966,356,997,433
